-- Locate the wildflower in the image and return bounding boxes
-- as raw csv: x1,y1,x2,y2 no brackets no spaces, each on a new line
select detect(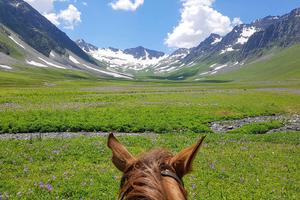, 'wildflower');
46,184,53,192
39,182,45,189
